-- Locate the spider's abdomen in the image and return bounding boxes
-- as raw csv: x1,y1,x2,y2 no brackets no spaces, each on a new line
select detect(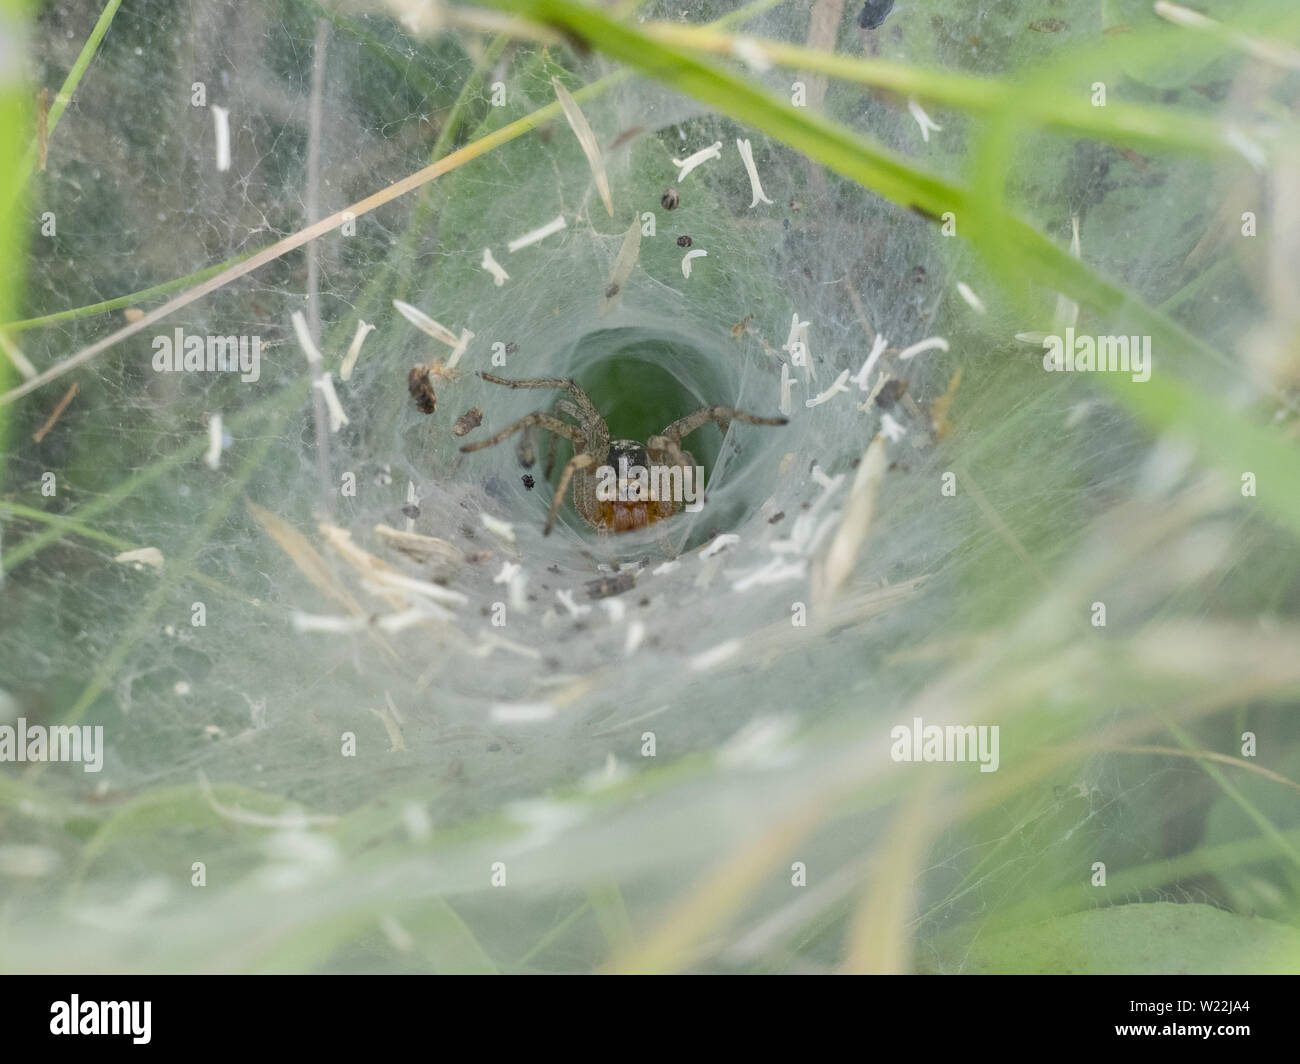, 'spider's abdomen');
592,497,680,533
